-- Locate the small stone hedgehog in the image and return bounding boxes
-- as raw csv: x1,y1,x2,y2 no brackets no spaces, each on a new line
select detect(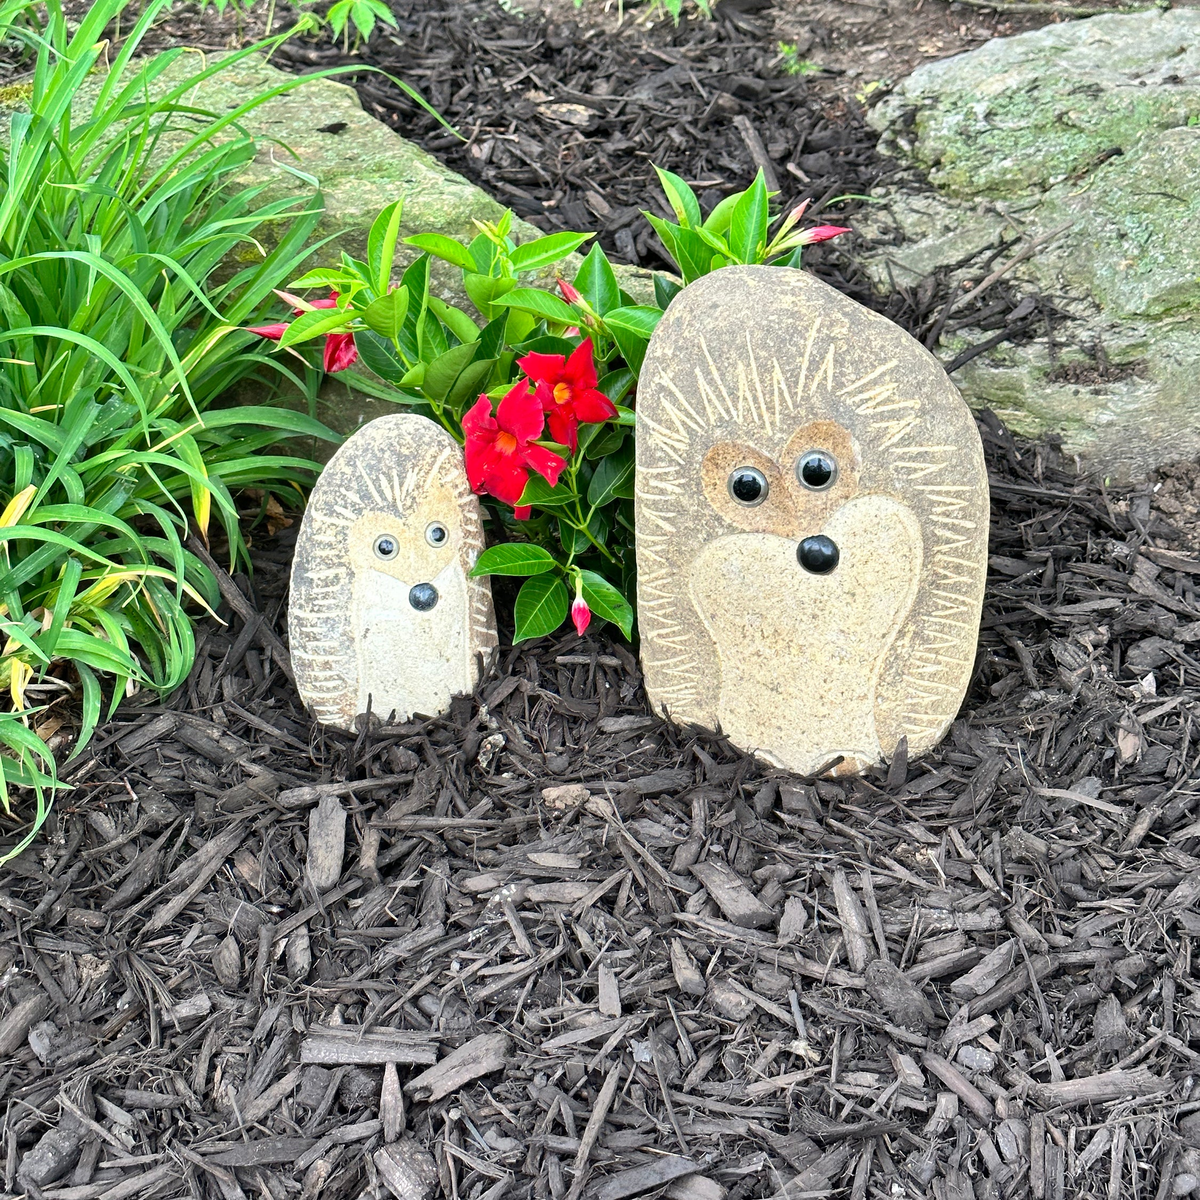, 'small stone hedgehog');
289,414,497,730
